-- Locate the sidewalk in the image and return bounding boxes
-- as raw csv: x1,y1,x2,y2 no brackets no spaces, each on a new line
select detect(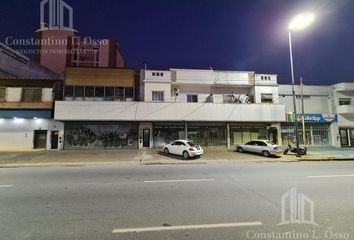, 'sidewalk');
0,147,353,167
301,146,354,161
